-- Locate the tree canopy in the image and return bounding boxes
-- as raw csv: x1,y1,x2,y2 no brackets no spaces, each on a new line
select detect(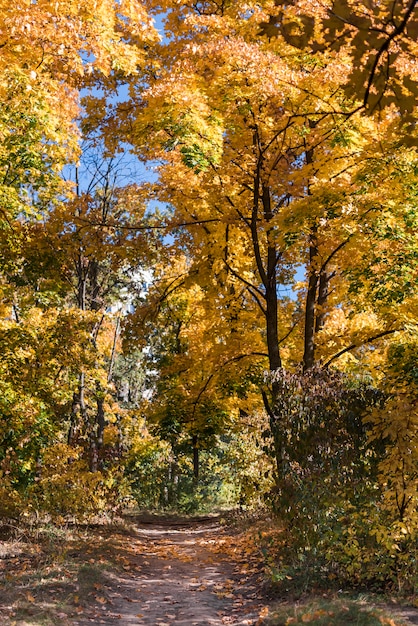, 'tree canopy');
1,0,418,594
